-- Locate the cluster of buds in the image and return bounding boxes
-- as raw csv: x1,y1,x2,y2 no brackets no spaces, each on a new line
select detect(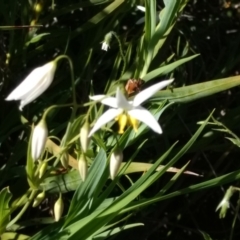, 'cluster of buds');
77,120,91,181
